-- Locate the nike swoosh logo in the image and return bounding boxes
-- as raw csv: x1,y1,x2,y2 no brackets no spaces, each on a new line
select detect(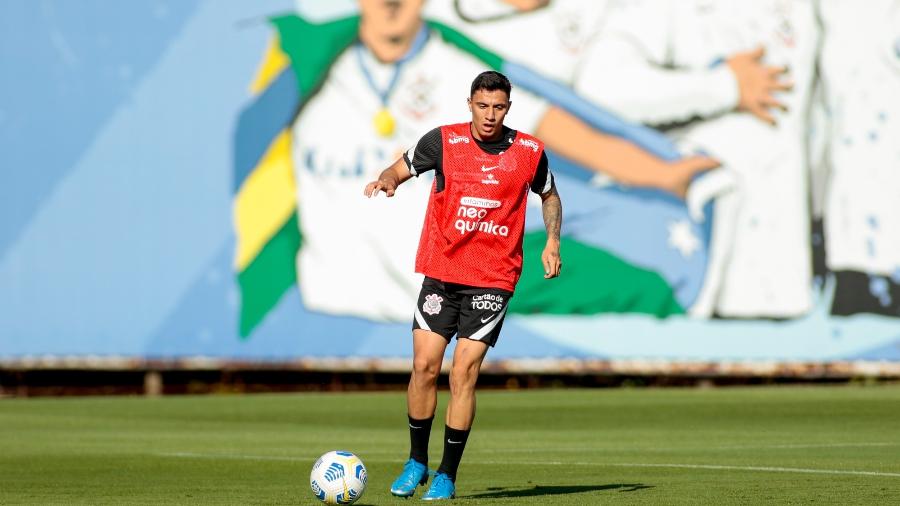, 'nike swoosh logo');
409,424,422,429
481,165,498,172
447,440,462,444
480,314,496,324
